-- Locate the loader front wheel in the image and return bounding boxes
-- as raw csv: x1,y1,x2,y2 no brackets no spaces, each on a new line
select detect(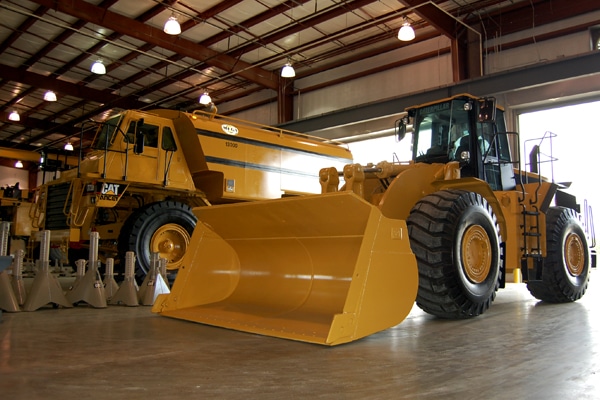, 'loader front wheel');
527,207,590,302
407,190,502,319
118,201,197,282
